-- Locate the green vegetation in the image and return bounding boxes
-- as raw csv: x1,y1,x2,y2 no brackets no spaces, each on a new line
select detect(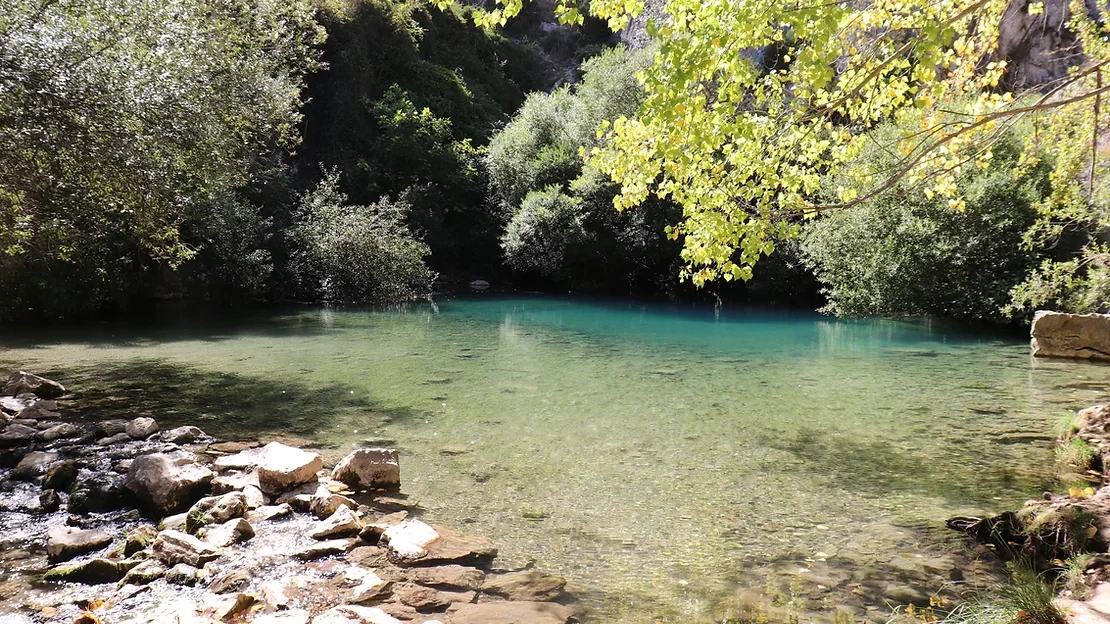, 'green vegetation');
799,123,1051,322
490,46,682,292
288,171,434,303
3,0,1110,320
